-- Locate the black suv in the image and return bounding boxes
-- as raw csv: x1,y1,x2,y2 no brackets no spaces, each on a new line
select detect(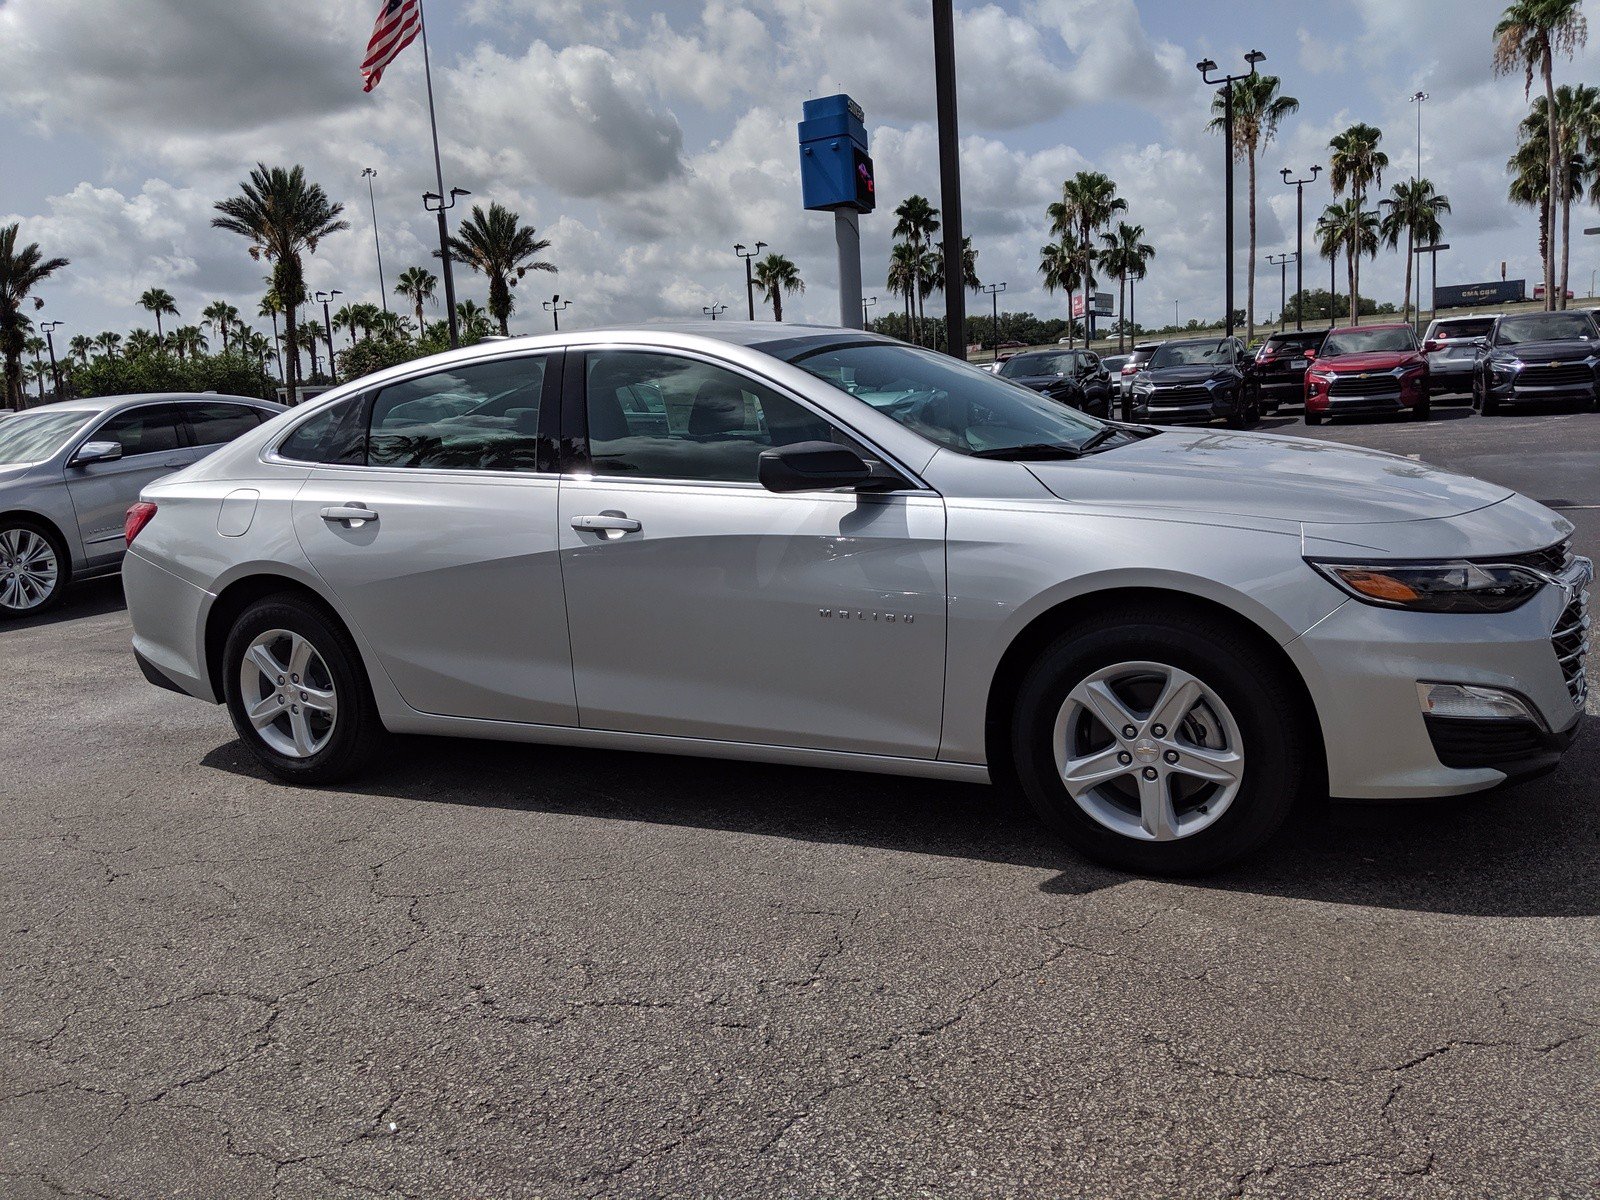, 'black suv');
1423,314,1497,399
1244,329,1328,412
1472,310,1600,415
996,349,1113,417
1130,336,1257,427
